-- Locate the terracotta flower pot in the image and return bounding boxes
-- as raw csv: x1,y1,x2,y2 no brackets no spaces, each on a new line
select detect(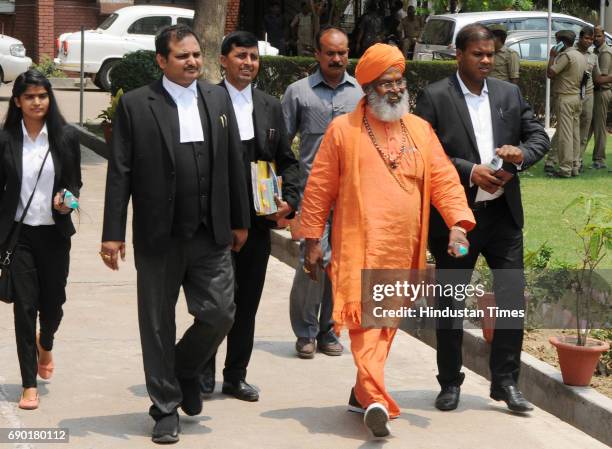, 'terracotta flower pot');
102,121,112,145
549,336,610,386
477,293,496,344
